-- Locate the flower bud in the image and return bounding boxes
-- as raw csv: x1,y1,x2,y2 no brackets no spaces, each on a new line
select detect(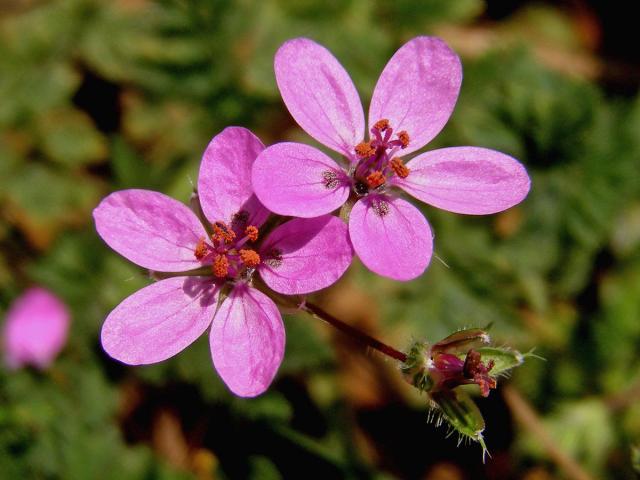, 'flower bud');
402,328,527,458
431,389,488,460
